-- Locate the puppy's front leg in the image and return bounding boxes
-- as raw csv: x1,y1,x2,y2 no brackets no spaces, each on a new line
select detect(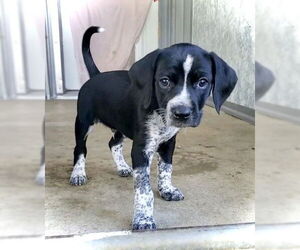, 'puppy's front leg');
131,142,156,230
157,136,184,201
